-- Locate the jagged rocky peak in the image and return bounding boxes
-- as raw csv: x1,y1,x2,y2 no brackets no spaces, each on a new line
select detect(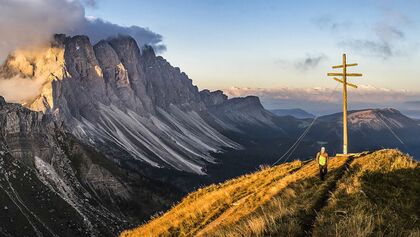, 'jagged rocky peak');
200,89,228,106
105,36,152,112
94,40,122,68
93,40,143,112
139,44,205,111
65,35,103,78
108,34,143,59
0,33,207,113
